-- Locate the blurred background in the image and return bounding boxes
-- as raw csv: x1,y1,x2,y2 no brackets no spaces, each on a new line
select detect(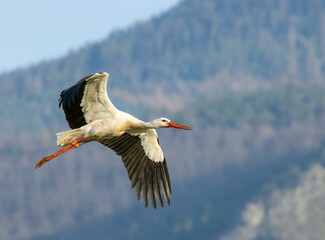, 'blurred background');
1,0,325,239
